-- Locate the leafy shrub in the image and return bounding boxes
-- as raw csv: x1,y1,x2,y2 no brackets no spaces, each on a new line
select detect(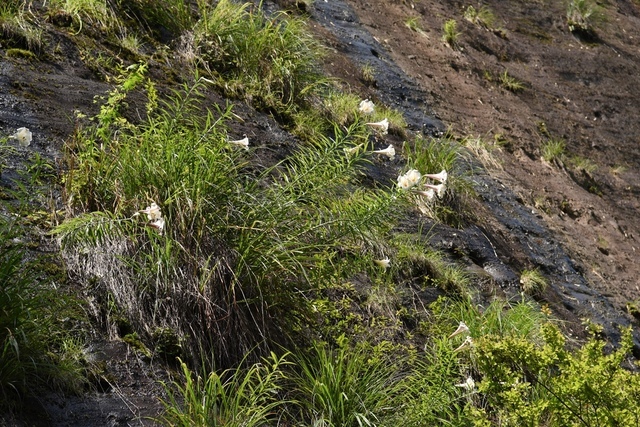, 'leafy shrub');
472,325,640,426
